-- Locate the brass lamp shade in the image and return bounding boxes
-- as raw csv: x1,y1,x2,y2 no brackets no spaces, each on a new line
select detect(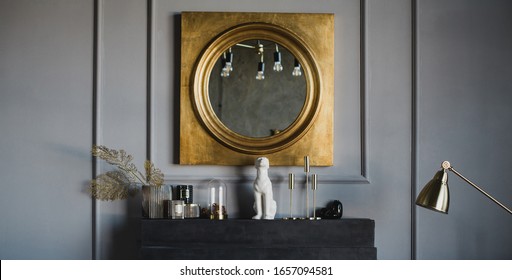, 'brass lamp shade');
416,169,450,214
